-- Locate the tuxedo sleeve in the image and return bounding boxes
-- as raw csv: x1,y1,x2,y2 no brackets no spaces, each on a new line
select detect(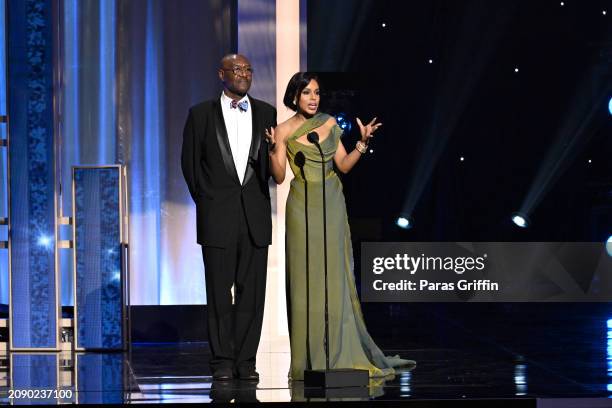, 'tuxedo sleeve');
271,106,278,127
181,109,202,202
